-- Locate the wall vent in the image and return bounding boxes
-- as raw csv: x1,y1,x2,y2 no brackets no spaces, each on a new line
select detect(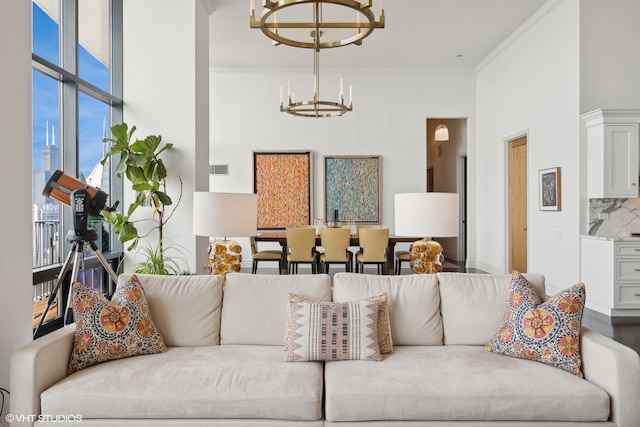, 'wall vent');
210,164,229,175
